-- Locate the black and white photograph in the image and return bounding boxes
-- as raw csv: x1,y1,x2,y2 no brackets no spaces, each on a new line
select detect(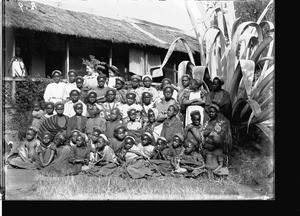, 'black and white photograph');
1,0,275,201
